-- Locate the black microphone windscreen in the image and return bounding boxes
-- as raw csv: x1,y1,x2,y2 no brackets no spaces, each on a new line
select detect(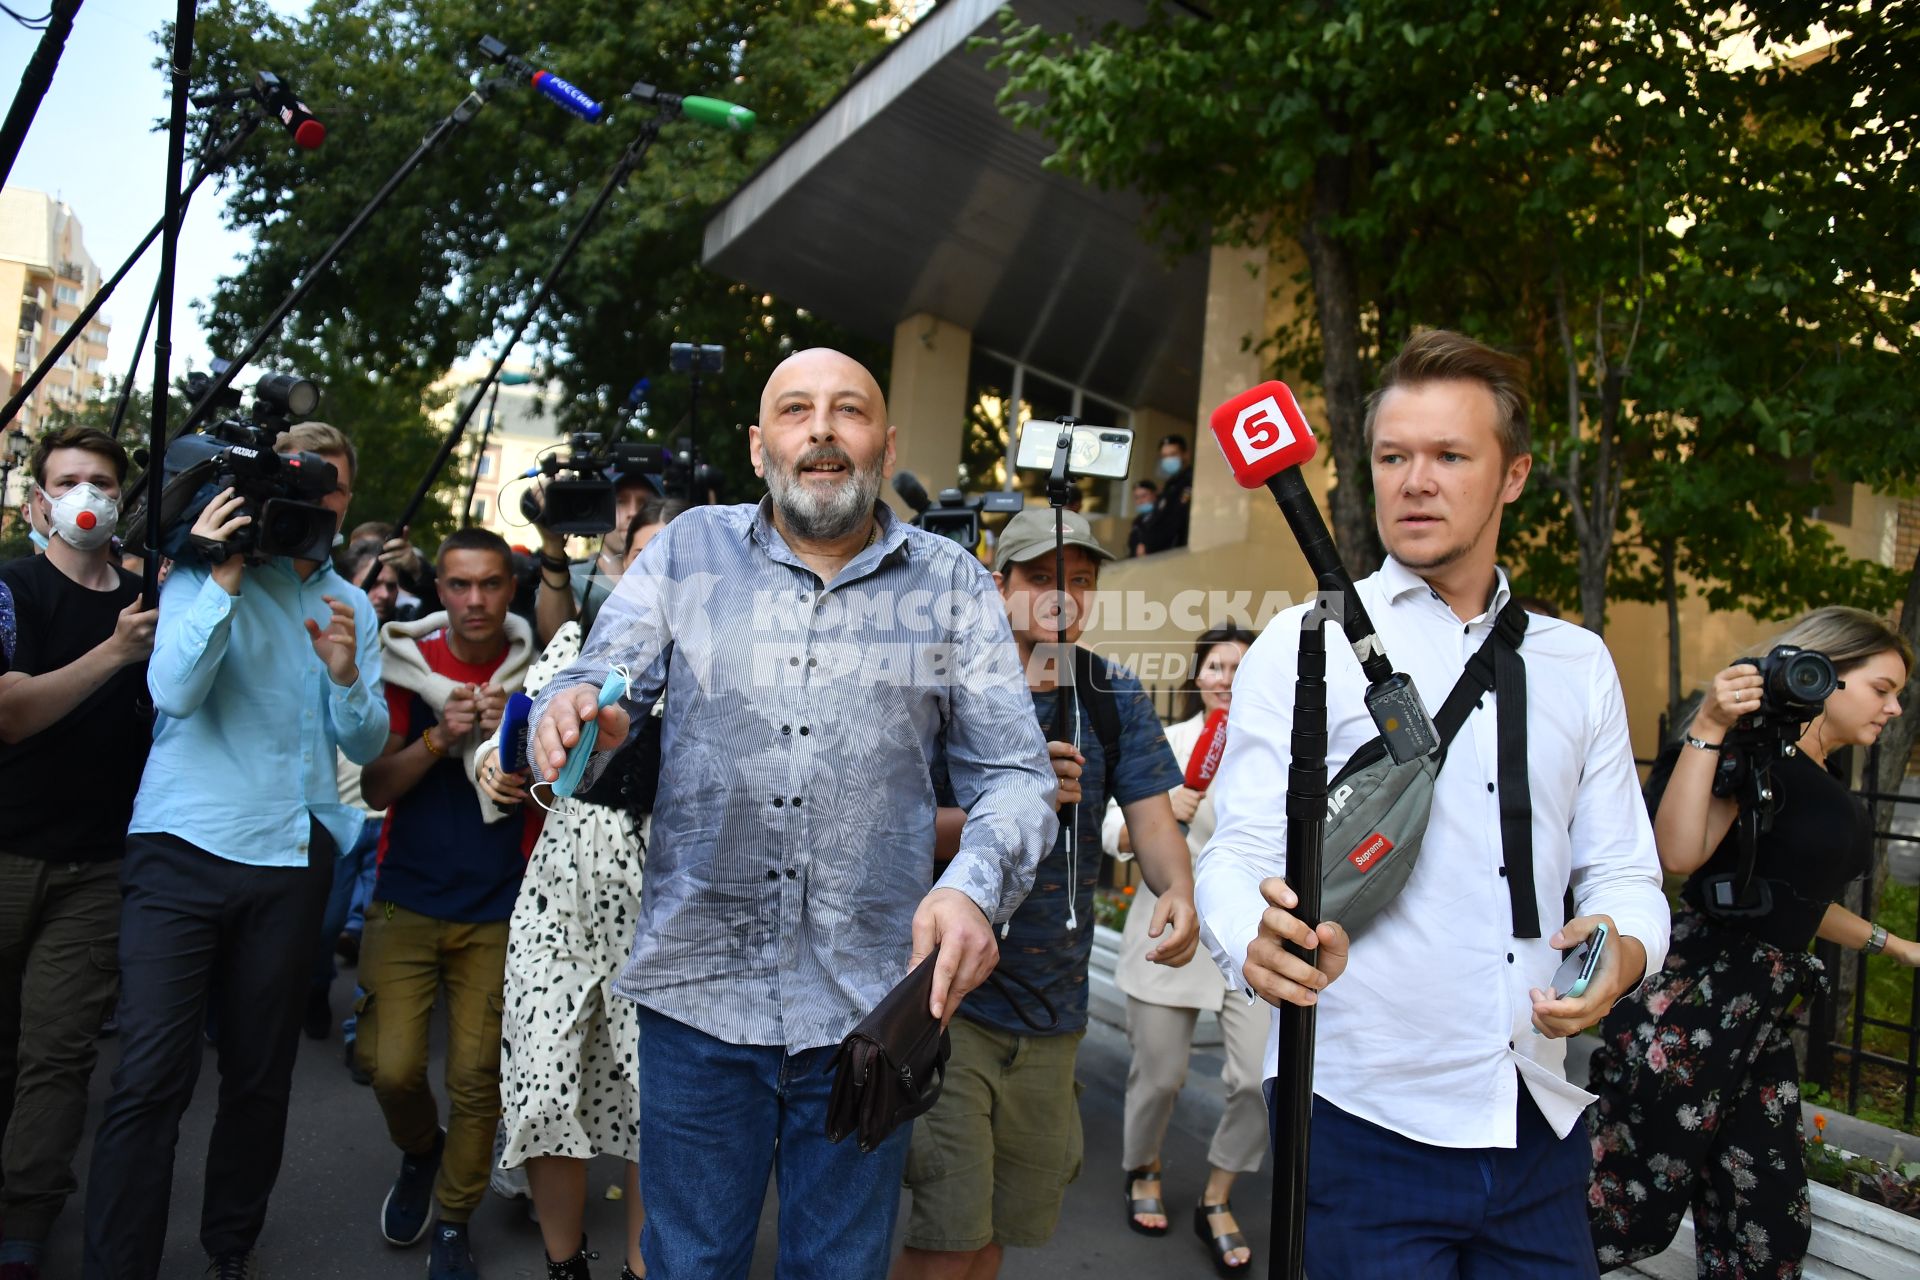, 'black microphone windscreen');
892,471,931,514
